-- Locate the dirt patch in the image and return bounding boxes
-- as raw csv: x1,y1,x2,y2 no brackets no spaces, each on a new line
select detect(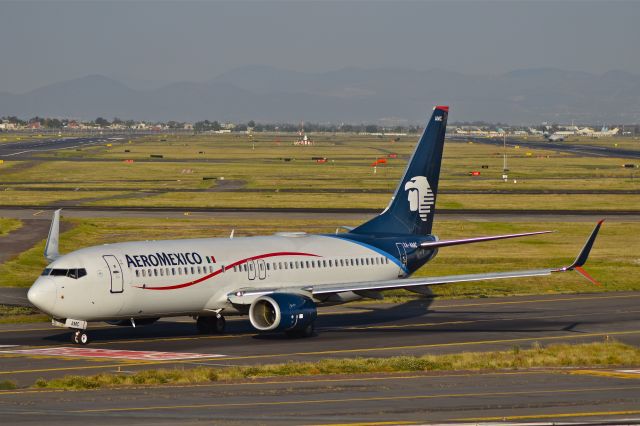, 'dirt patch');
206,179,247,192
0,219,72,264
